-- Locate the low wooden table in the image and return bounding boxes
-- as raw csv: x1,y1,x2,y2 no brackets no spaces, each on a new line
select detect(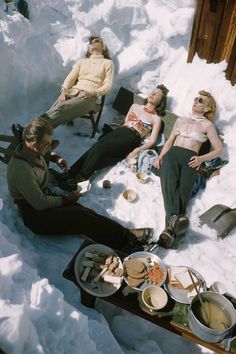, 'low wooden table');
63,244,236,354
79,284,236,354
